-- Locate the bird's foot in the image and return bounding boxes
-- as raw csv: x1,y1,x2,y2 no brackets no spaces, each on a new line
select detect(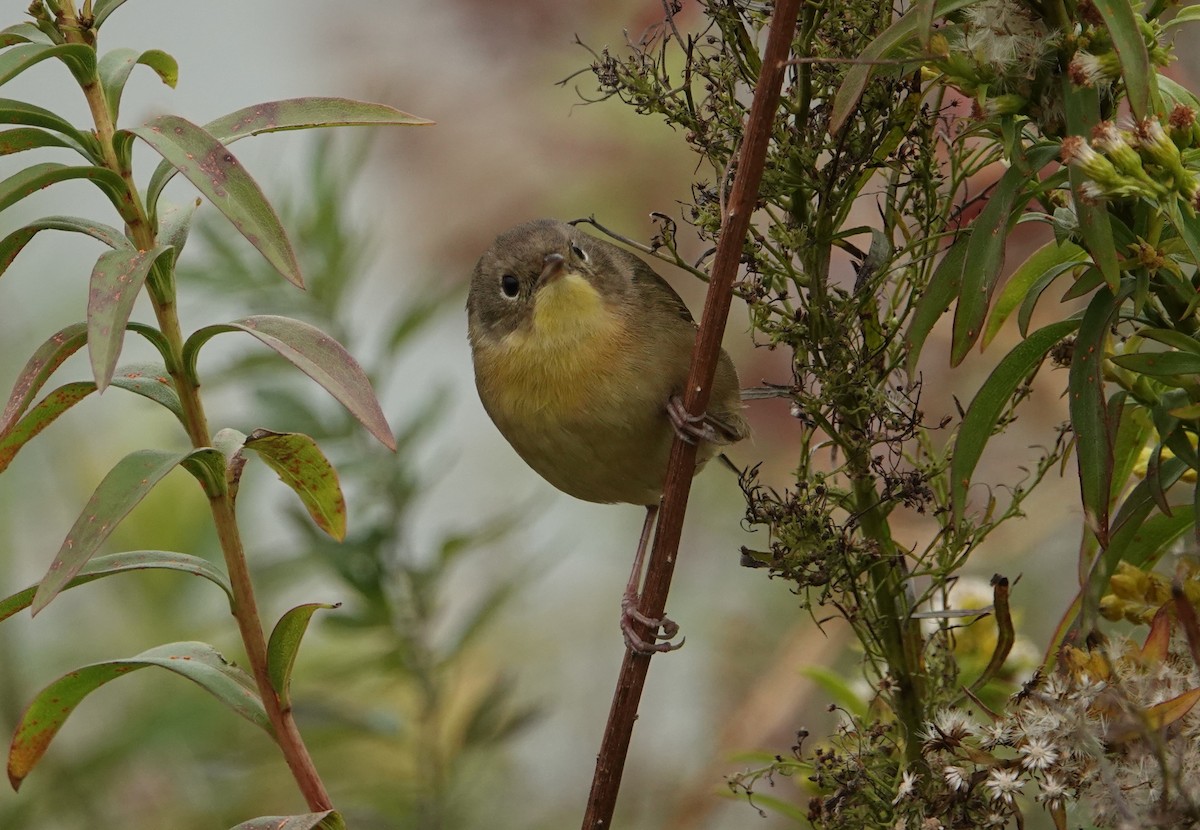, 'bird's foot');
666,394,724,446
620,592,684,654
